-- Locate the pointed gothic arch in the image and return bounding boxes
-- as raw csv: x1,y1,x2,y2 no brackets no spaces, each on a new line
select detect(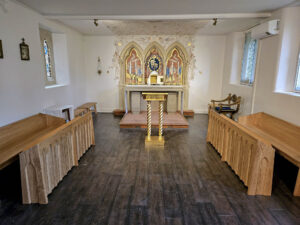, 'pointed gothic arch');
143,42,166,79
165,42,189,85
119,42,144,109
119,42,144,85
